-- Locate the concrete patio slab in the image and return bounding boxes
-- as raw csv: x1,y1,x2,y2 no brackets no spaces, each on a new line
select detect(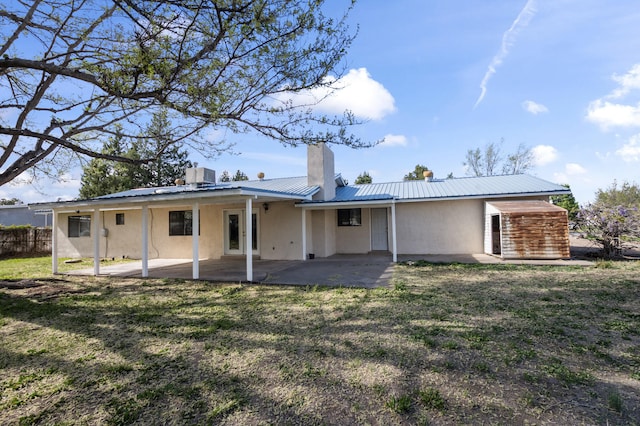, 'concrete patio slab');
65,250,595,288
